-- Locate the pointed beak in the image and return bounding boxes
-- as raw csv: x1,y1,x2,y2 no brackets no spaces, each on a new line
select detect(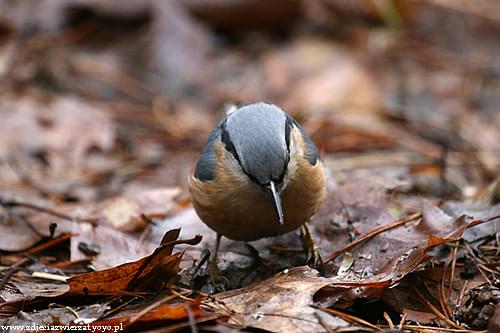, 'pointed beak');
269,181,285,225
